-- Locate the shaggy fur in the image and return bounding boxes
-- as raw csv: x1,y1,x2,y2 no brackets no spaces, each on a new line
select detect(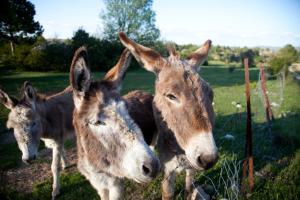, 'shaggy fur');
70,47,159,200
123,90,157,146
0,83,74,200
119,32,218,200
